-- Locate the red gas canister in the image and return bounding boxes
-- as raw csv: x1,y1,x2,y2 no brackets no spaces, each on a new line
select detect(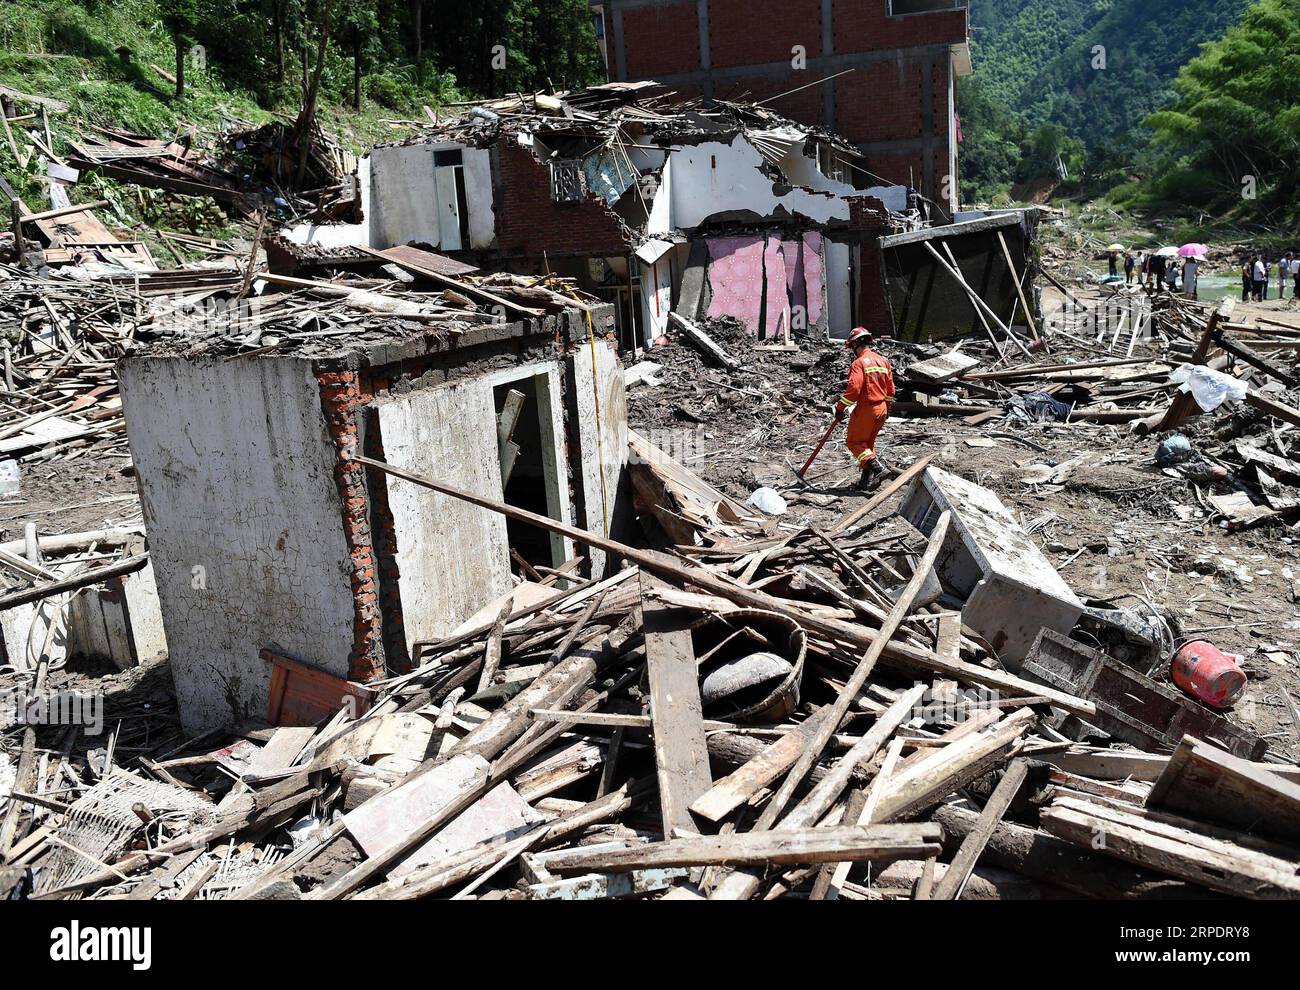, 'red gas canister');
1171,640,1247,708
